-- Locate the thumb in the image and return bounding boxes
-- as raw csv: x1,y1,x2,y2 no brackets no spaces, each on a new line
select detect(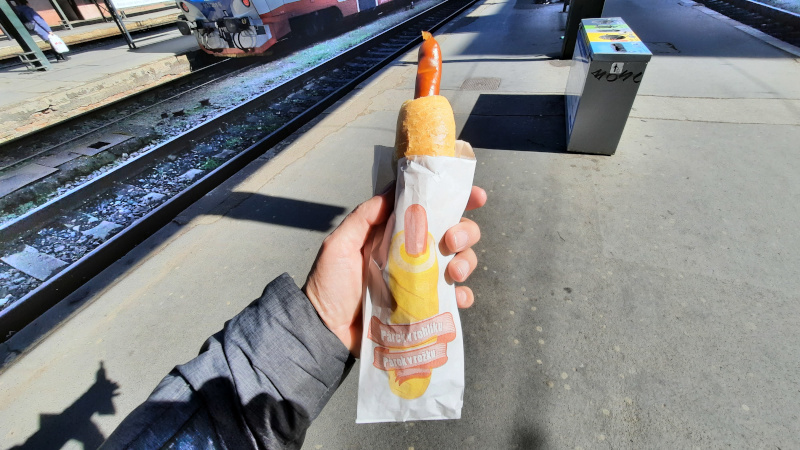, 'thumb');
333,188,394,249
